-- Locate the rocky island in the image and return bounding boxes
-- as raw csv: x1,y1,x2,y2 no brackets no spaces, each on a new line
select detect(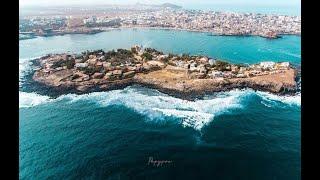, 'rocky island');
32,45,298,99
